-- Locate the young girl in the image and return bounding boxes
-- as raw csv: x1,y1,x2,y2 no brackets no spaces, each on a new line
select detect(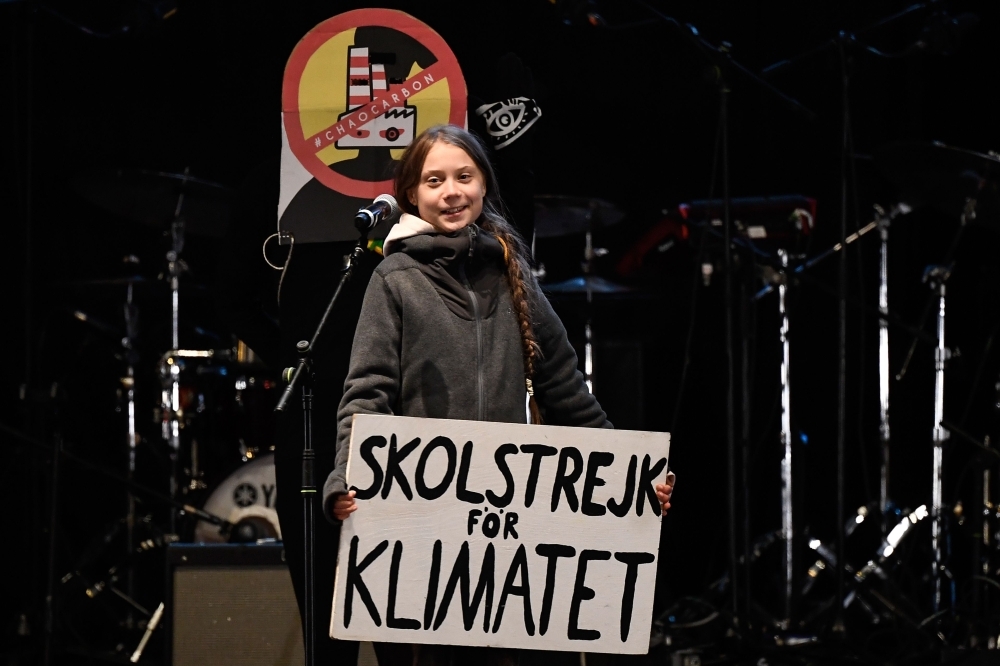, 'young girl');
323,124,672,663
